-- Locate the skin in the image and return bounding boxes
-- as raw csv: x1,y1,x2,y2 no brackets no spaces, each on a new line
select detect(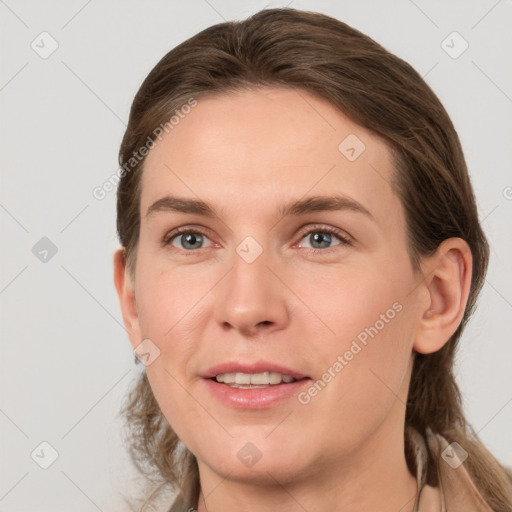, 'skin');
114,87,472,512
